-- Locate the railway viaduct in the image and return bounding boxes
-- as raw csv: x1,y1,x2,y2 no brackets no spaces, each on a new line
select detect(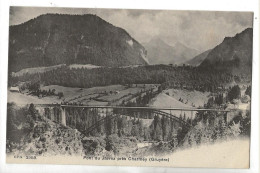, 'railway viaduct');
35,104,232,135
